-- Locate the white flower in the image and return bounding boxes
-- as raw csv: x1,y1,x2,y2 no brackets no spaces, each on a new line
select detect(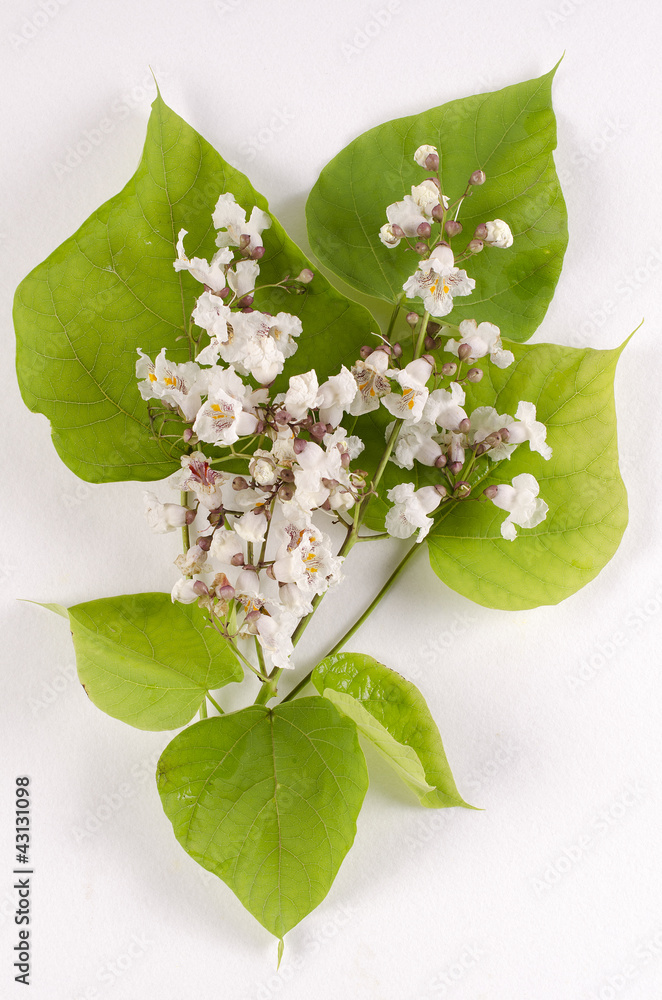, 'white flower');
445,319,514,369
292,440,345,513
413,144,438,168
379,224,401,248
284,370,320,420
402,245,475,317
484,219,513,249
193,366,260,446
213,193,271,254
217,311,302,385
383,357,433,423
446,431,465,467
385,483,443,542
192,294,232,362
424,381,468,430
488,473,548,540
136,348,207,421
210,528,244,565
249,452,278,487
227,259,260,299
267,312,303,361
470,406,516,461
173,229,233,293
386,196,429,238
233,508,268,545
387,420,442,470
143,492,192,533
279,581,314,616
318,366,357,426
410,180,448,219
506,402,552,460
175,544,208,576
349,350,392,415
322,427,364,461
173,451,225,510
273,524,343,596
255,612,297,671
171,577,199,604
